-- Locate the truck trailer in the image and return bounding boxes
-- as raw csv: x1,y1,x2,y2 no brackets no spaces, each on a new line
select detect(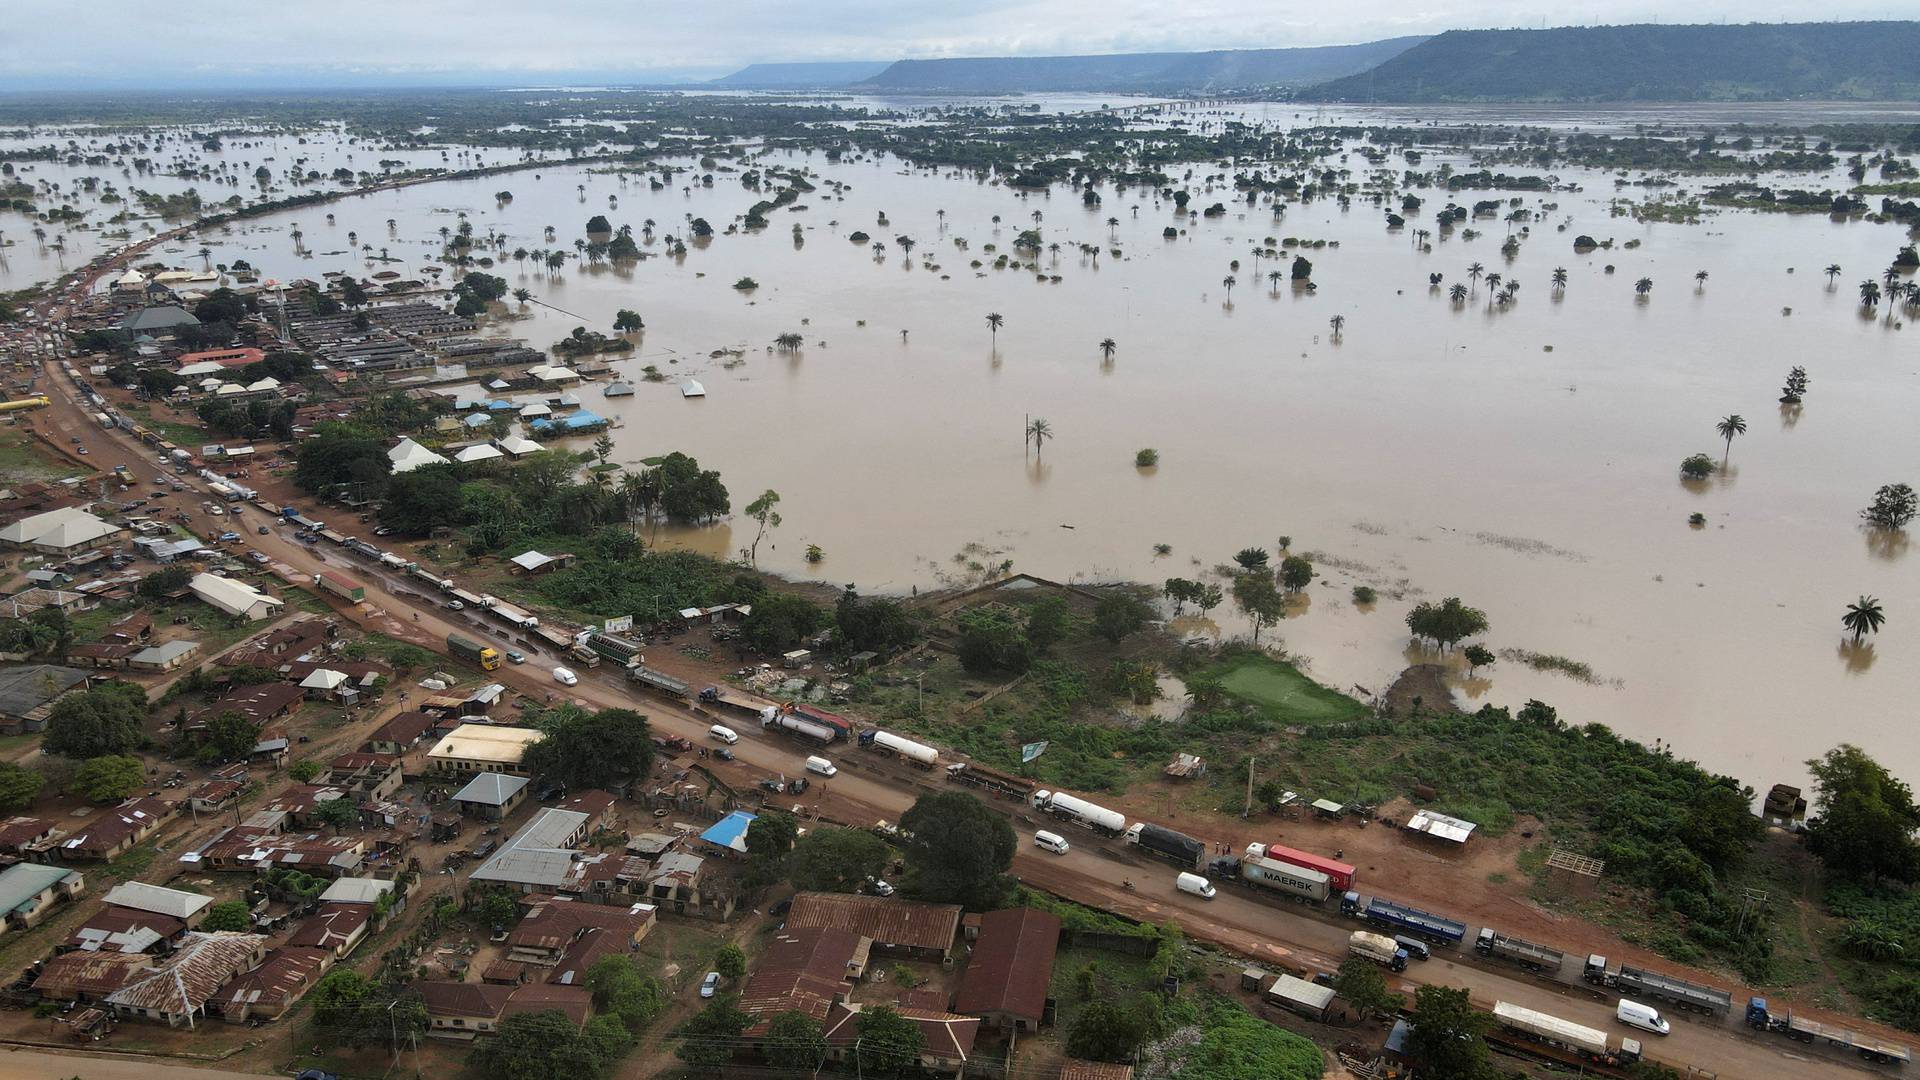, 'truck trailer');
1250,842,1355,893
584,631,645,665
944,762,1035,801
1492,1001,1639,1065
858,729,940,768
628,665,689,698
1349,930,1409,972
1341,893,1467,947
1584,956,1731,1016
1212,854,1333,904
1746,997,1910,1065
1475,928,1567,973
312,572,366,604
788,703,853,739
1030,789,1128,837
1123,822,1206,870
763,707,837,744
447,634,501,671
